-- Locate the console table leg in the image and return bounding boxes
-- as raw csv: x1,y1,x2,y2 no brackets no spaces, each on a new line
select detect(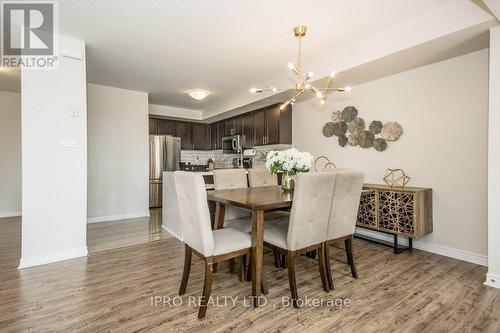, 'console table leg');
393,235,398,254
